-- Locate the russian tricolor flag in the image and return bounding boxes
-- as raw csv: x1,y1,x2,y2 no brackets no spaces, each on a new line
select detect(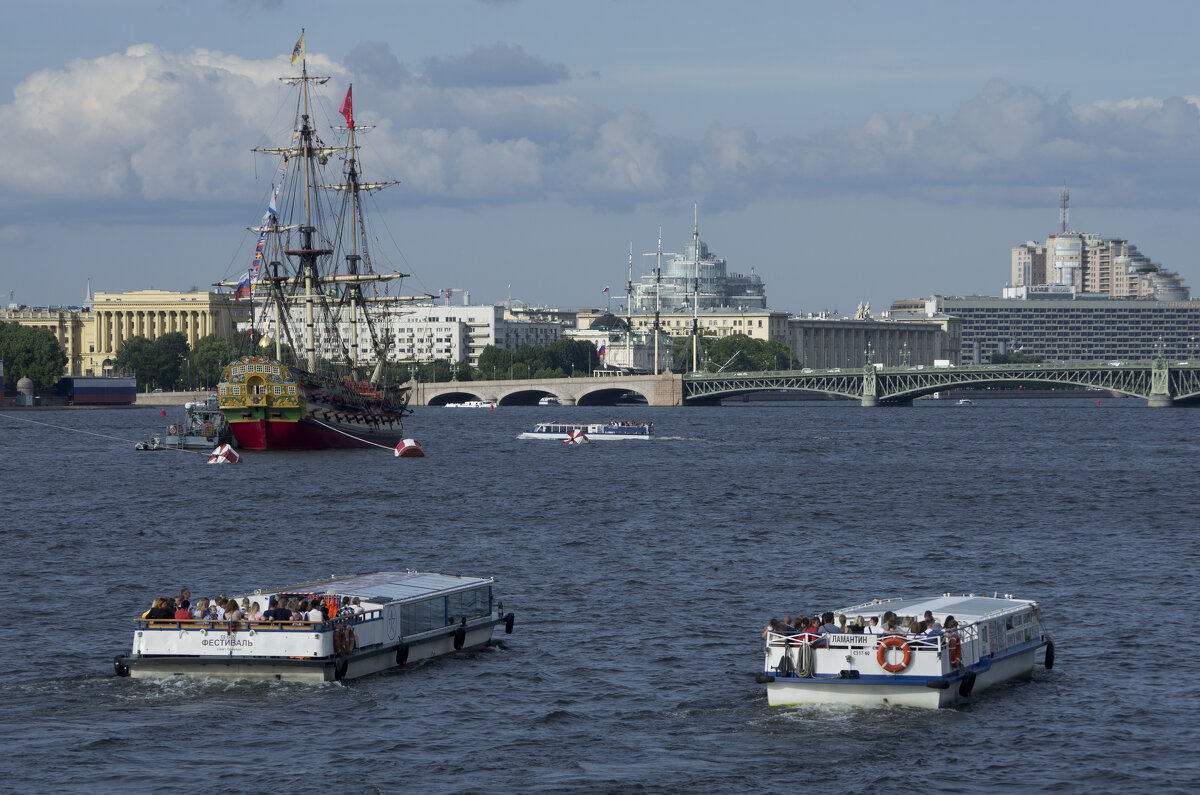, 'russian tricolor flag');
234,271,252,300
597,342,606,356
